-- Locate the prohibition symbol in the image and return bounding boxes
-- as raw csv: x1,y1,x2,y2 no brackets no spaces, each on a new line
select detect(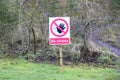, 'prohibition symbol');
50,18,69,37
